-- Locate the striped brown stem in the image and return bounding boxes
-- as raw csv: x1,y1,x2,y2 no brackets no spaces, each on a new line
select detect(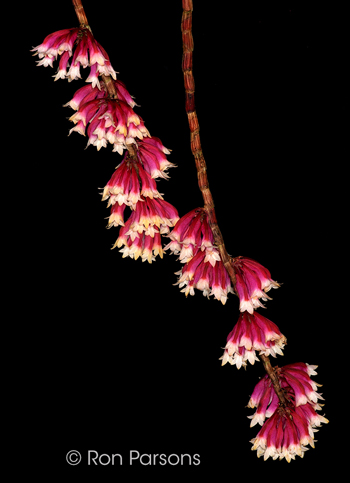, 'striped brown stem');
181,1,291,415
181,1,236,288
